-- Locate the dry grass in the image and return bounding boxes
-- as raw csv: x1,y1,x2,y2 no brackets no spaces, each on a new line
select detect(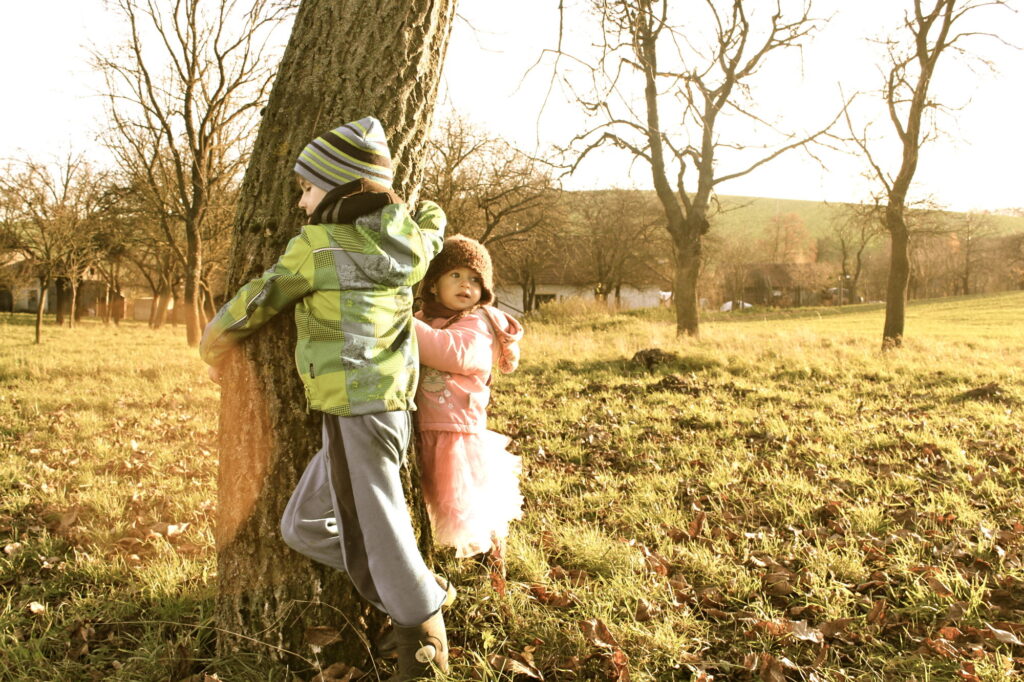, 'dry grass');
2,292,1023,680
